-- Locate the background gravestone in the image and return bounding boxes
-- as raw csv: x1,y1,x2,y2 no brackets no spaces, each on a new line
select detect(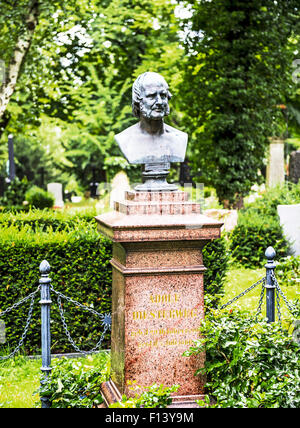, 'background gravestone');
277,204,300,256
47,182,64,208
289,150,300,184
266,137,285,187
